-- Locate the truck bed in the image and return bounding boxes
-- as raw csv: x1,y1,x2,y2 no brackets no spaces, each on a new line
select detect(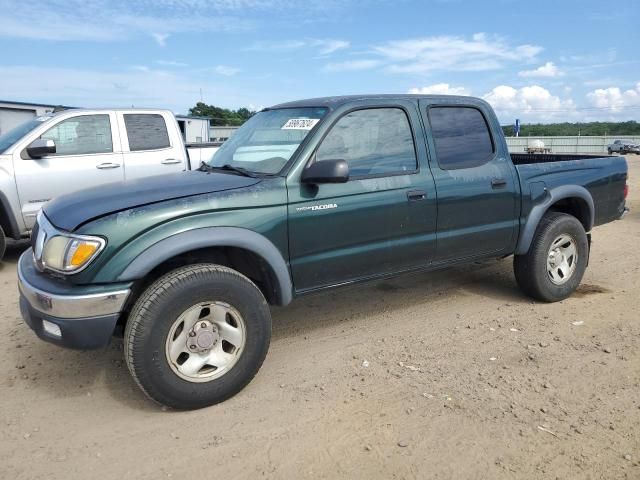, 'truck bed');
511,153,611,165
513,154,627,228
